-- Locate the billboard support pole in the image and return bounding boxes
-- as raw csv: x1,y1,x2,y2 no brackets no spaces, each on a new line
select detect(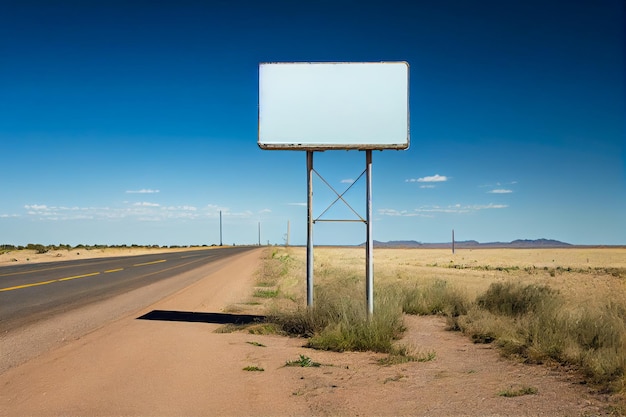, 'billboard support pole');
306,151,314,308
365,150,374,317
